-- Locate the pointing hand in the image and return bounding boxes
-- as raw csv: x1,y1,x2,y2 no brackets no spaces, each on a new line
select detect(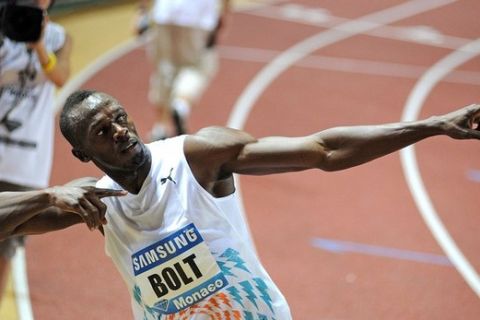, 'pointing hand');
47,186,127,230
